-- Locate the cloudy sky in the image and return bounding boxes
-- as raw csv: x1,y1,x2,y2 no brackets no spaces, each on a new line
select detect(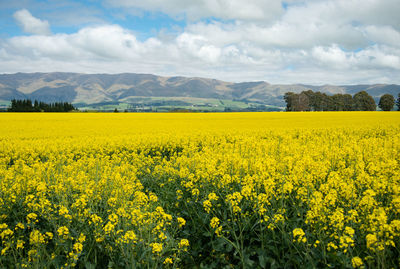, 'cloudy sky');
0,0,399,85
